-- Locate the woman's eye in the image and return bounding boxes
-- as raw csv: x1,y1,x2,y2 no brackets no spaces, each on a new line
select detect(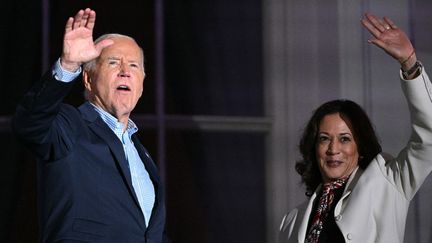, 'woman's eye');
340,137,351,143
318,136,329,142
